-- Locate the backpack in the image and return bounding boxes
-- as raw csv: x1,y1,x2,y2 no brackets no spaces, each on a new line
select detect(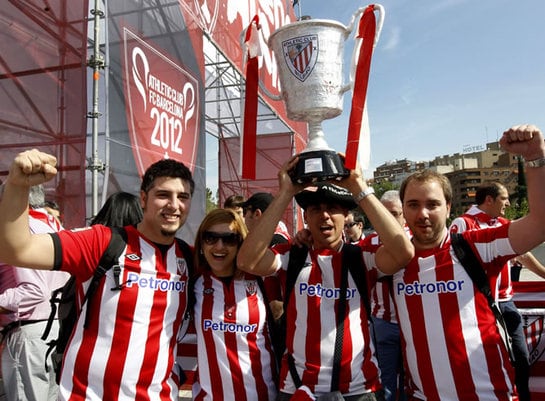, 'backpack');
43,227,194,384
